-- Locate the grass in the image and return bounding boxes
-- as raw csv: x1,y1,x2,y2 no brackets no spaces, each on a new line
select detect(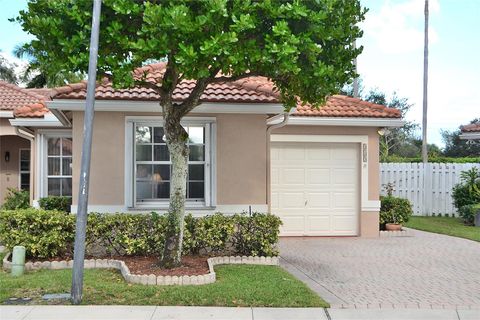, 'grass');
405,216,480,242
0,259,328,307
